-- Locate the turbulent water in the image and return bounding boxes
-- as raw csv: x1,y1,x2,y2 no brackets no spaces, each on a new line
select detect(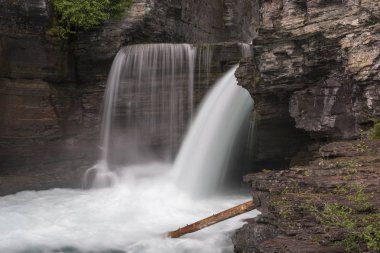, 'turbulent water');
0,164,258,253
0,44,257,253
